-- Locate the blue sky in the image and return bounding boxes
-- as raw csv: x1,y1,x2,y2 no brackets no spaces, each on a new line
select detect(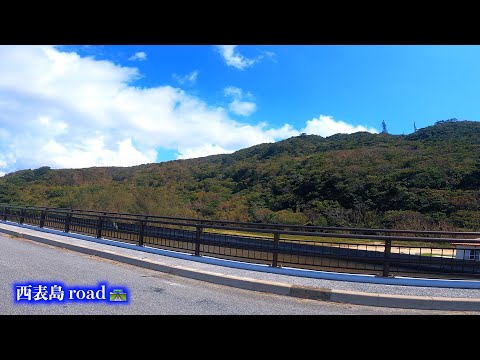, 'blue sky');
0,45,479,175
